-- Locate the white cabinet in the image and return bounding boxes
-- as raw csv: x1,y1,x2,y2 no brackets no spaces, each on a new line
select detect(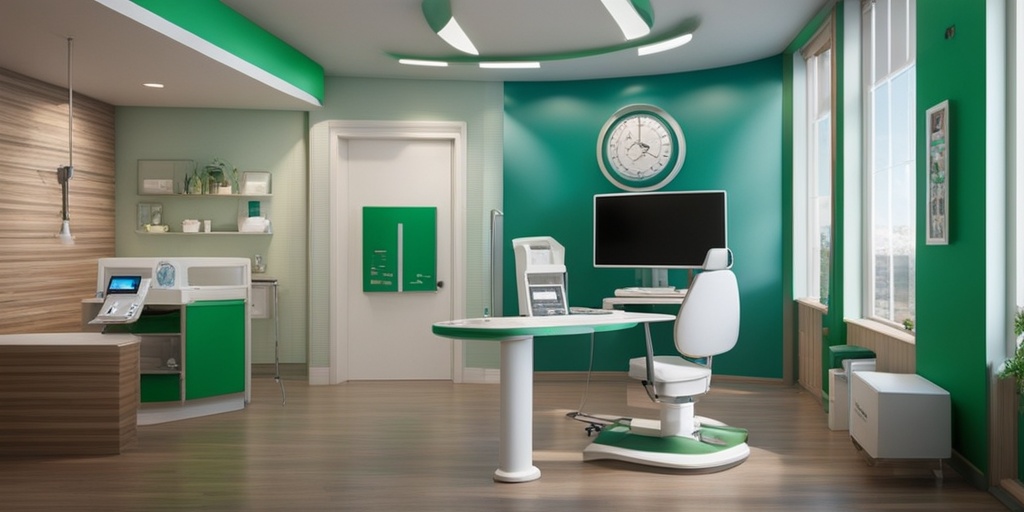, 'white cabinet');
850,371,951,460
